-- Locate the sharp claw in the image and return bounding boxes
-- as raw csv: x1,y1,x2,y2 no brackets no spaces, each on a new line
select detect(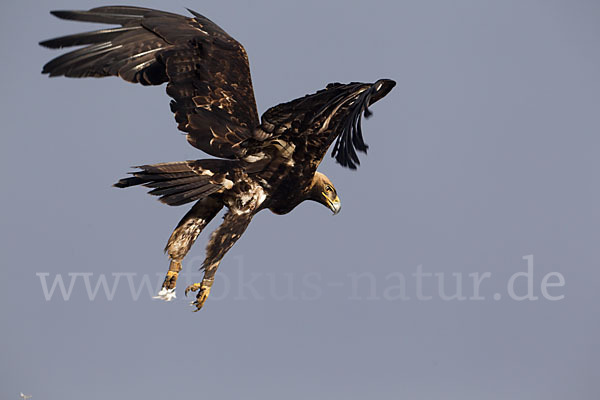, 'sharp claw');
191,300,204,312
185,283,211,311
185,283,202,297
